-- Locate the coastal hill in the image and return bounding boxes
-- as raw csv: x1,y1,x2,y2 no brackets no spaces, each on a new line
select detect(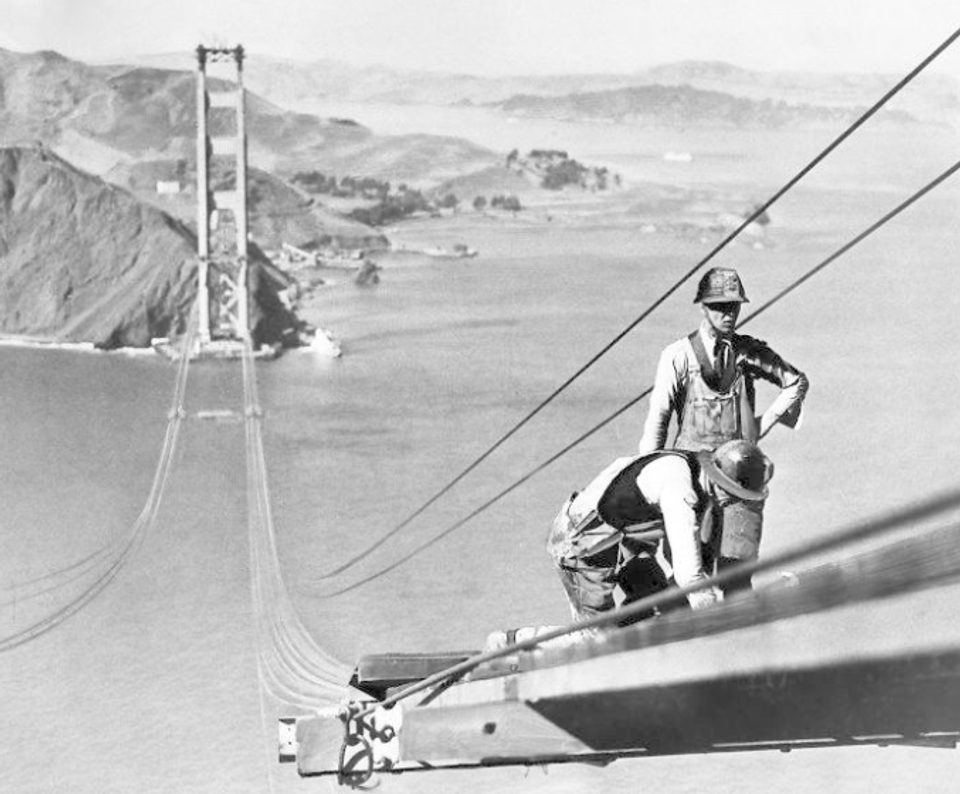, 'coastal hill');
492,84,919,128
214,56,960,129
0,47,499,187
105,159,390,253
0,146,300,348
